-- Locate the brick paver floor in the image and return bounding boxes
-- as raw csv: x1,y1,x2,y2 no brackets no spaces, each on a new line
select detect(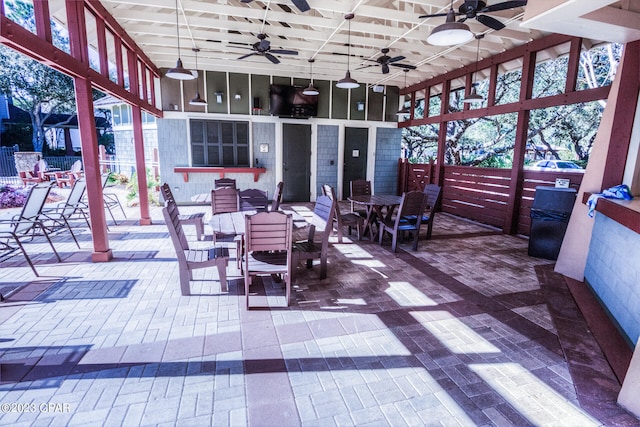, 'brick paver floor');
0,196,637,426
